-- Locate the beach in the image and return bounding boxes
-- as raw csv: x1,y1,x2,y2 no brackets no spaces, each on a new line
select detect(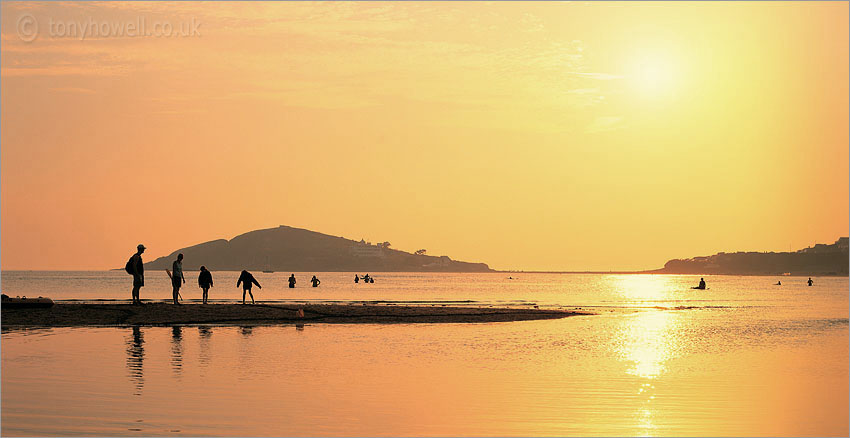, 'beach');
0,303,589,327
